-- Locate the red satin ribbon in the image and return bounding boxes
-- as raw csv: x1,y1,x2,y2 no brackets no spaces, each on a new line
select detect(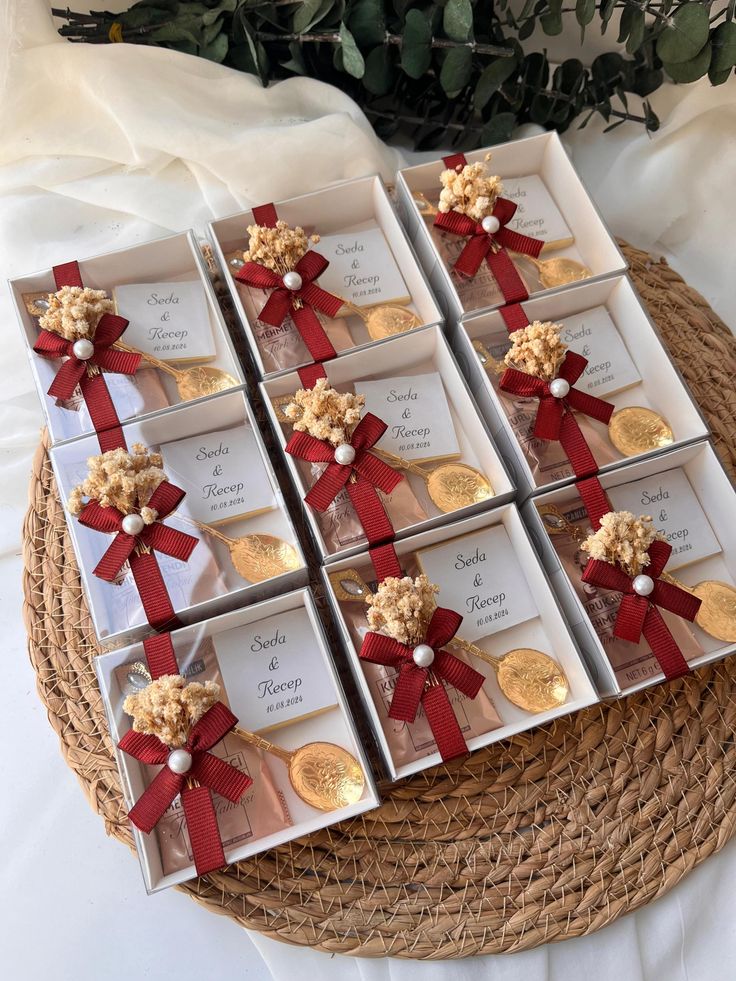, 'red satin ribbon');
500,351,614,478
297,362,327,389
236,250,343,364
436,154,542,303
360,607,484,761
76,480,198,630
369,542,403,581
285,412,402,546
581,539,700,680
